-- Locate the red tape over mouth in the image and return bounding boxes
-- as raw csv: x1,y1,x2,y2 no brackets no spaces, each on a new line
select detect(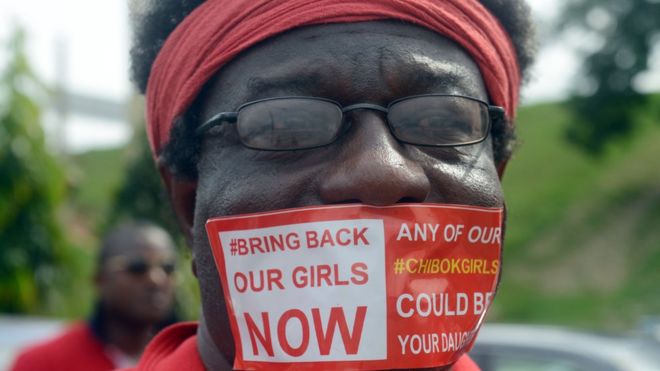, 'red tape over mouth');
205,203,503,370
